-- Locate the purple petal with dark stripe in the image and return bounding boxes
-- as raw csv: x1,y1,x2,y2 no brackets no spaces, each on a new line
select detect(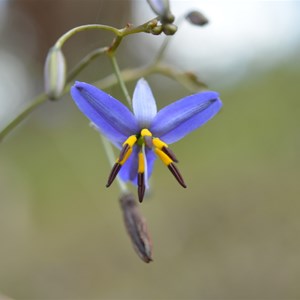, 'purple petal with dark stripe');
71,81,139,146
150,91,222,144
